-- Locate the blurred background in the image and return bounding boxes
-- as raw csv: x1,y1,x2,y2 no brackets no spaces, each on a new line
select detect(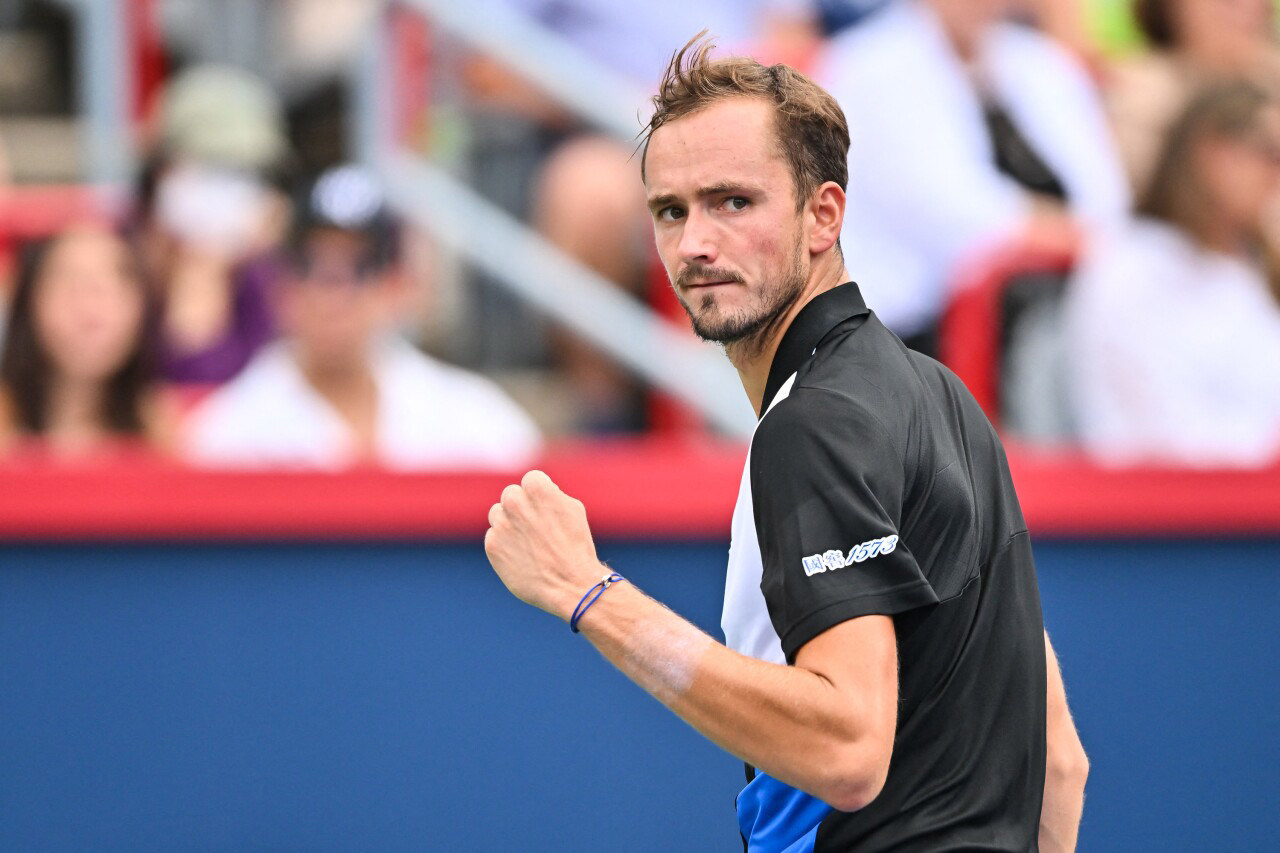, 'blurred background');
0,0,1277,850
